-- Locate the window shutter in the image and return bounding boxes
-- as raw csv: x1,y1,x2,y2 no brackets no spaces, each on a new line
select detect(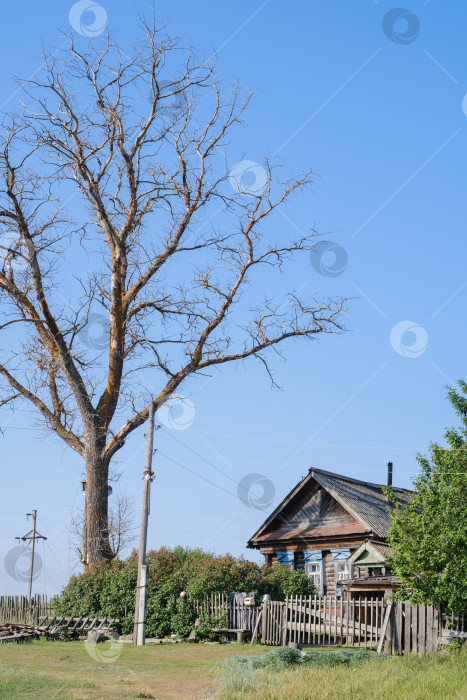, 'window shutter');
304,550,322,563
330,548,351,561
276,551,294,568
